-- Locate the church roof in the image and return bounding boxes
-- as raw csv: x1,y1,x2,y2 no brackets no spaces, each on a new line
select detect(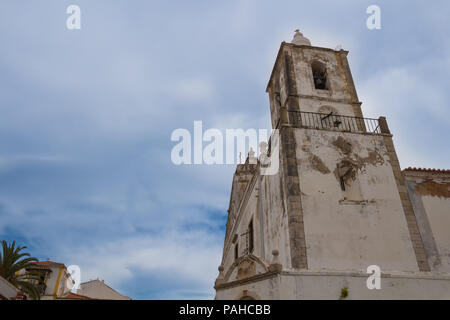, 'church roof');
403,167,450,174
